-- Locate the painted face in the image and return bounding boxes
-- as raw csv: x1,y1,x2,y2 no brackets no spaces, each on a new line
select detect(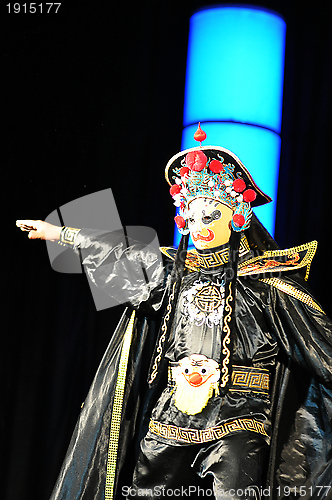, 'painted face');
188,198,233,250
